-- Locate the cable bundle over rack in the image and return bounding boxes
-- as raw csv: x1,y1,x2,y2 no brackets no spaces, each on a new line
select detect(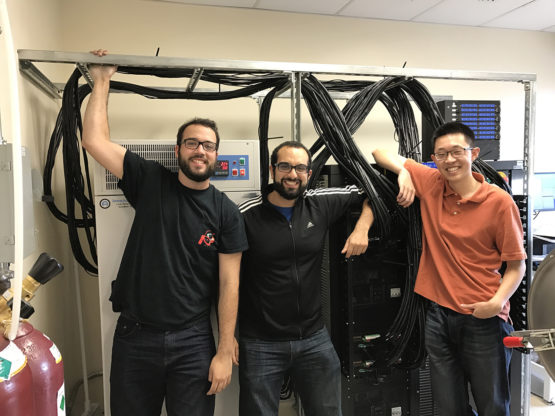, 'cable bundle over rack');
258,79,290,191
43,67,289,273
299,74,446,368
